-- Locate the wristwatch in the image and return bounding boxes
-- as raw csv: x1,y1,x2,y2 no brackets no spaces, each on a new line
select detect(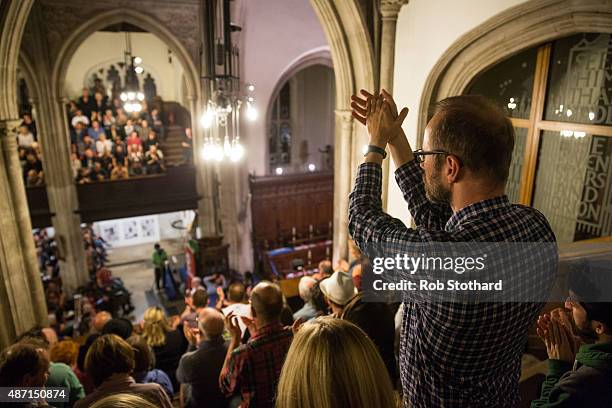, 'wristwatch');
364,145,387,159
